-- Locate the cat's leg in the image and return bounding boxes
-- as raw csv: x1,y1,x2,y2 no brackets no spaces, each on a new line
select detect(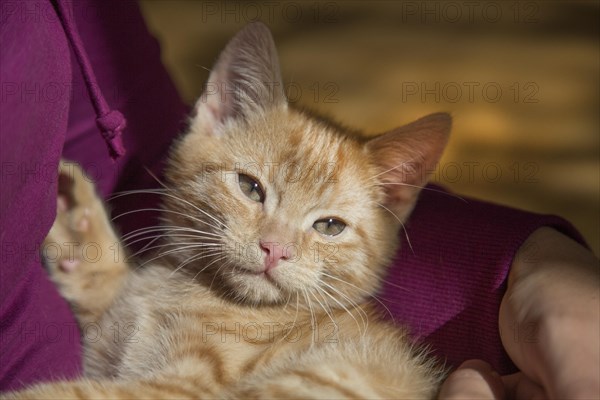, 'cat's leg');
42,160,129,327
1,377,209,400
226,338,445,400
